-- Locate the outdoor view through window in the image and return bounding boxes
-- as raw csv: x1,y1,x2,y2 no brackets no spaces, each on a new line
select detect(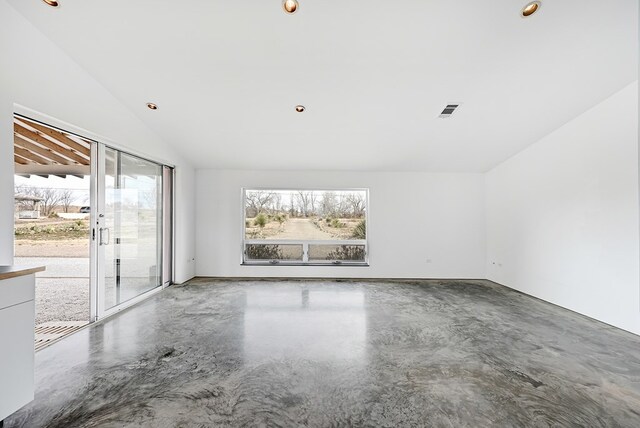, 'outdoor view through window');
242,189,368,265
